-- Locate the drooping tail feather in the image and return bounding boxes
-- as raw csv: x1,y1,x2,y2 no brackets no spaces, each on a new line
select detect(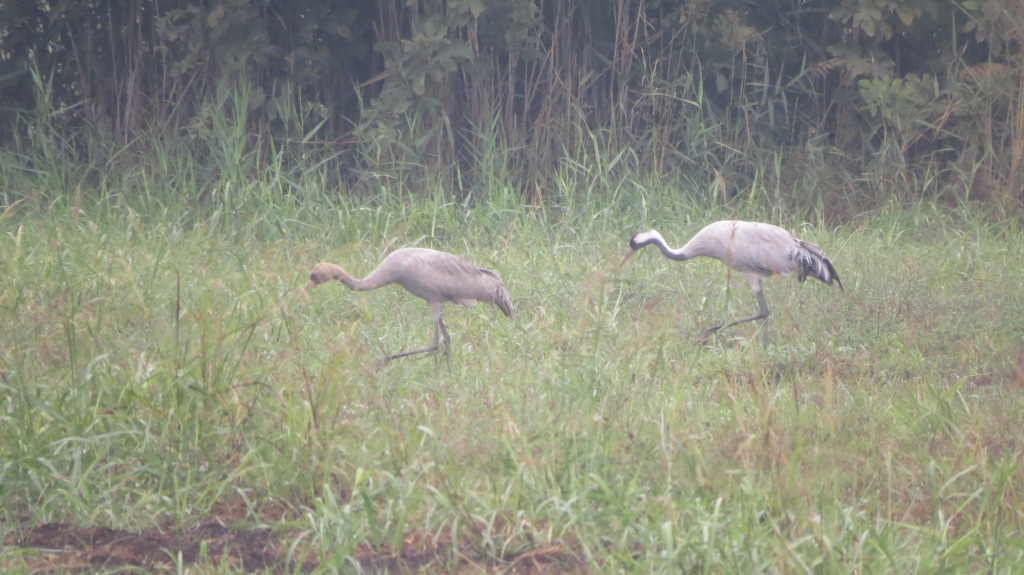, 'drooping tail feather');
794,239,843,291
494,283,514,318
480,268,514,318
